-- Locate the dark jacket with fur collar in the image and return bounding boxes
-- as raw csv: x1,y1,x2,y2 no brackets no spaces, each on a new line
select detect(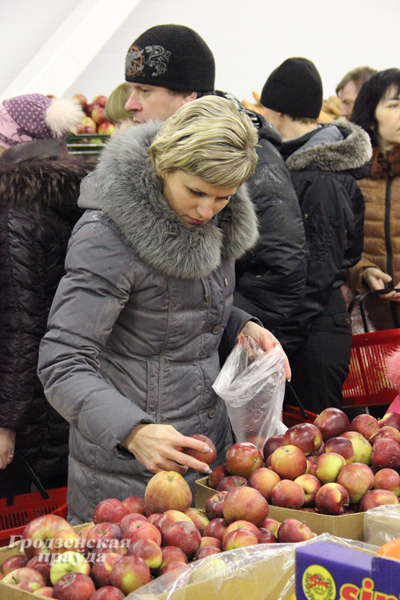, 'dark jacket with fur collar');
38,122,259,523
0,143,91,485
275,120,372,352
